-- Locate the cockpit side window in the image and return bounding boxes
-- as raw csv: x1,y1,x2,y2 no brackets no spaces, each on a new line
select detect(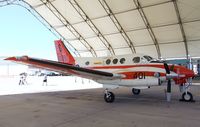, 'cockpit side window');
133,57,140,63
143,55,153,61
